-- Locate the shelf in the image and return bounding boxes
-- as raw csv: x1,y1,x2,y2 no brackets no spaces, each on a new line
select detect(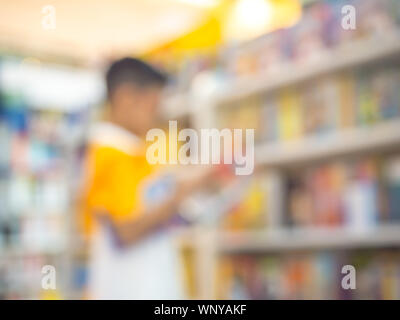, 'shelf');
219,224,400,253
0,247,65,259
162,35,400,117
214,34,400,105
255,119,400,167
